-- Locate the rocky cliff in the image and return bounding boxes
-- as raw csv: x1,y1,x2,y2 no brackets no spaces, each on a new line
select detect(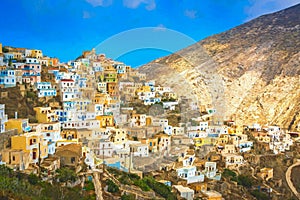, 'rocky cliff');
139,4,300,130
